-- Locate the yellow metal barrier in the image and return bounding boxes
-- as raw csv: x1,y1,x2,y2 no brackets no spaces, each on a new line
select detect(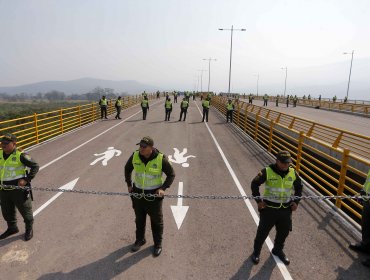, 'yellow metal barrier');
0,94,155,149
213,96,370,224
250,95,370,116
